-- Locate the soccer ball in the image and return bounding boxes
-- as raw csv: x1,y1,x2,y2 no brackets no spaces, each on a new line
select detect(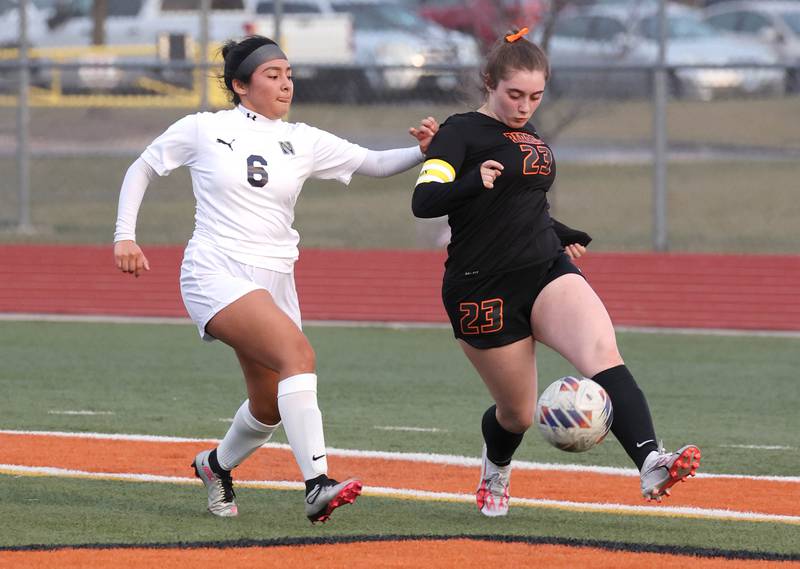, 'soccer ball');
535,376,613,453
